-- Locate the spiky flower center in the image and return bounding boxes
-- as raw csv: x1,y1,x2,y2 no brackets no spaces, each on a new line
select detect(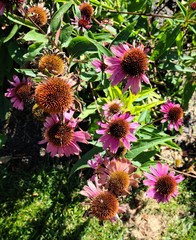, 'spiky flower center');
155,175,177,195
47,123,73,146
109,171,130,196
109,119,129,139
80,3,94,18
35,77,73,114
121,48,148,76
15,83,31,101
109,103,121,115
91,192,119,220
168,106,183,123
78,18,89,28
38,54,65,75
27,6,48,26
